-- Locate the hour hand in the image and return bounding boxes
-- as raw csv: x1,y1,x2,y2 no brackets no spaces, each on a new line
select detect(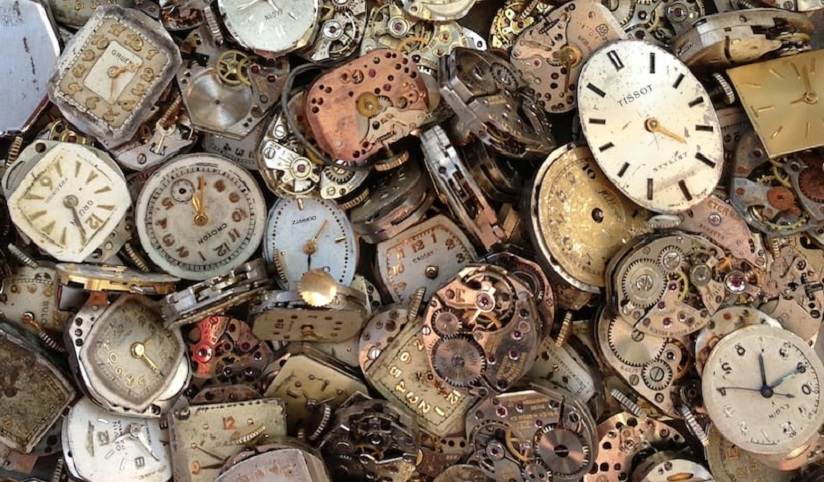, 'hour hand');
645,118,686,143
758,352,768,387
